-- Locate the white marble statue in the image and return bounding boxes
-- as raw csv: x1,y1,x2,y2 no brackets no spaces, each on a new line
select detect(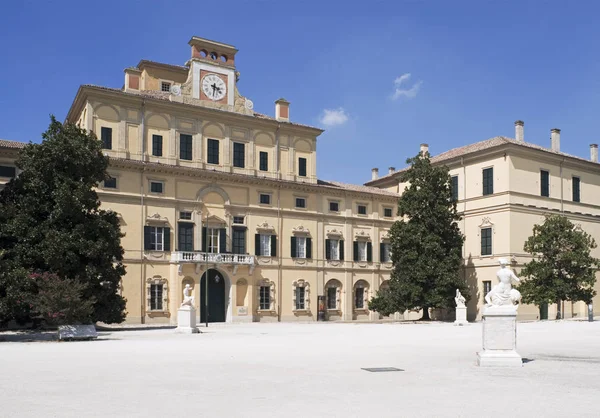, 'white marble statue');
455,289,466,308
181,284,195,307
485,258,521,307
